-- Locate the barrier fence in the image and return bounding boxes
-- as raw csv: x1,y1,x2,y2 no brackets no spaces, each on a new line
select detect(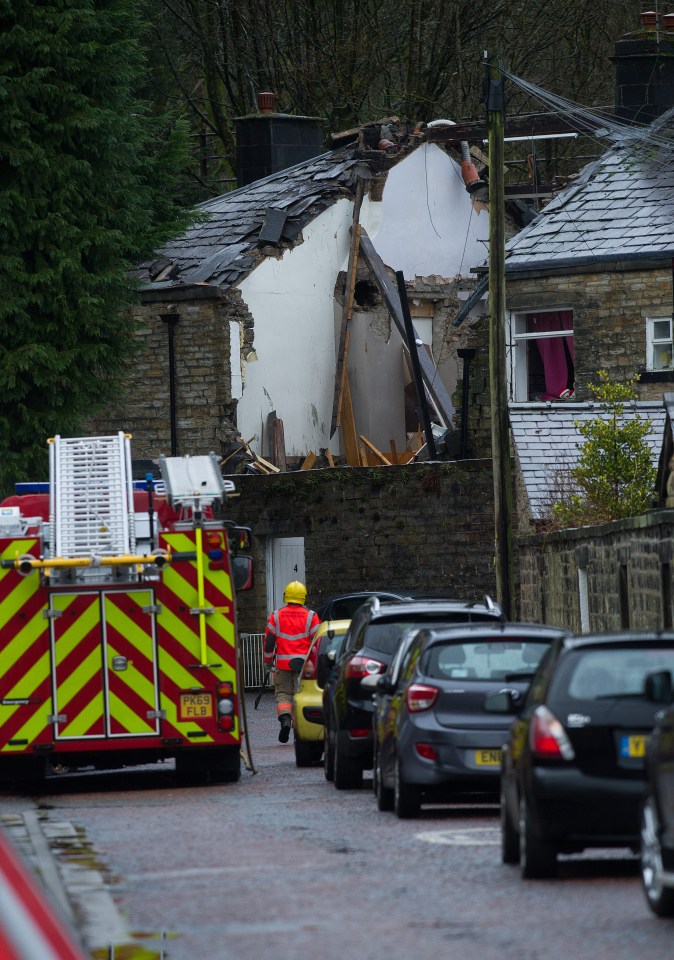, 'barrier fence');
240,633,272,689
